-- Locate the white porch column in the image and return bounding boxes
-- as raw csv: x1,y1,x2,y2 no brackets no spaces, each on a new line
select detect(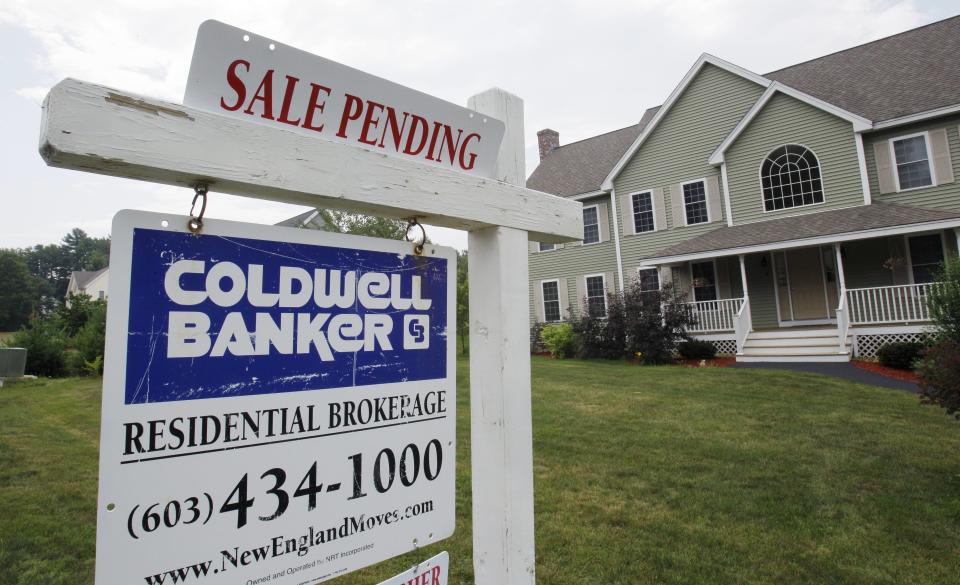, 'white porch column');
737,254,749,300
467,89,536,585
833,243,847,293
